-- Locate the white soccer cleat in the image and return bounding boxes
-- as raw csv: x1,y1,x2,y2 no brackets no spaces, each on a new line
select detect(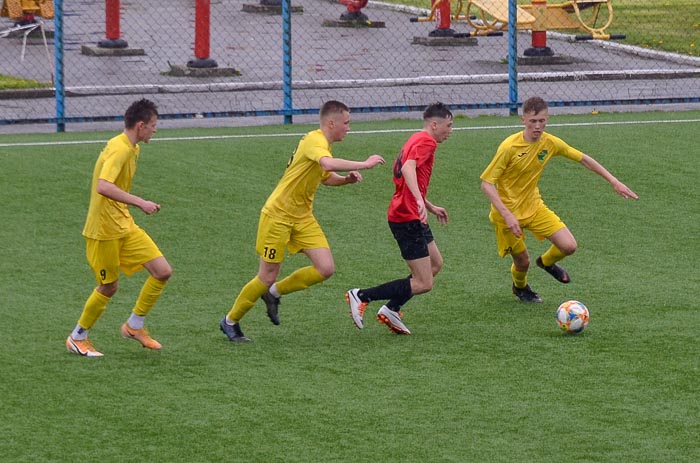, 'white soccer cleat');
377,306,411,335
345,288,367,329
